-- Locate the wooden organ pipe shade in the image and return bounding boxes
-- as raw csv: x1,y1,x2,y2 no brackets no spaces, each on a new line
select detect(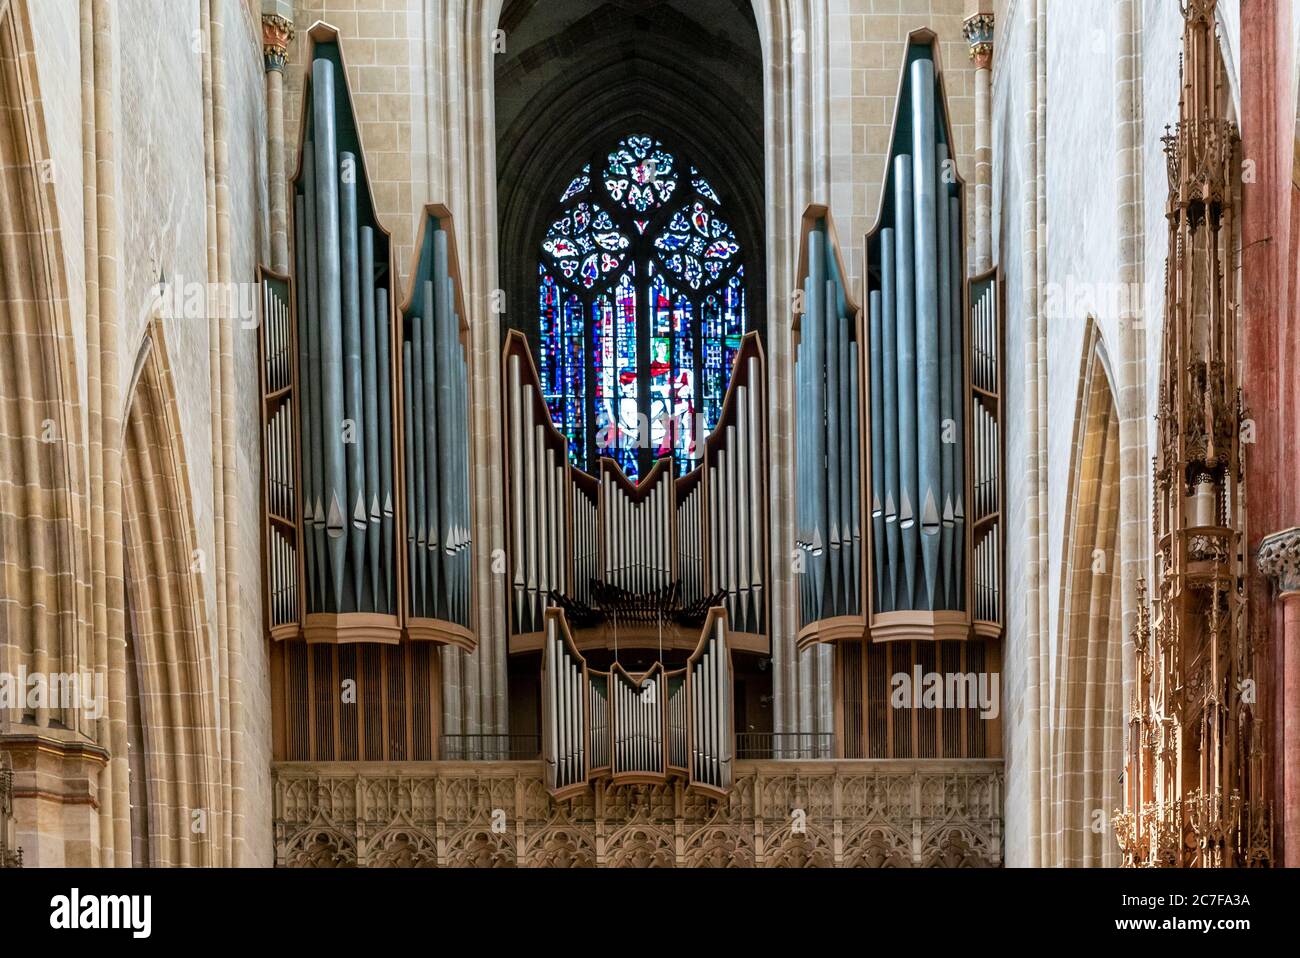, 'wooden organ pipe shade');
273,639,438,762
968,270,1002,633
261,26,476,649
540,608,735,797
400,209,474,632
260,271,300,638
502,330,768,647
836,639,996,759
